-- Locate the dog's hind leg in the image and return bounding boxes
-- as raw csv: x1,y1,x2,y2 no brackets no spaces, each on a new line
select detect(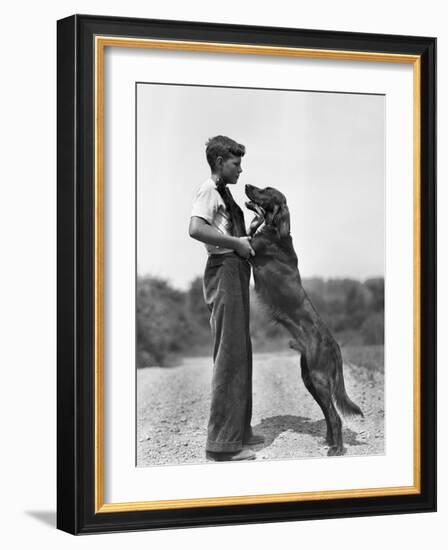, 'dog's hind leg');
324,401,344,456
301,355,345,456
299,355,335,448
